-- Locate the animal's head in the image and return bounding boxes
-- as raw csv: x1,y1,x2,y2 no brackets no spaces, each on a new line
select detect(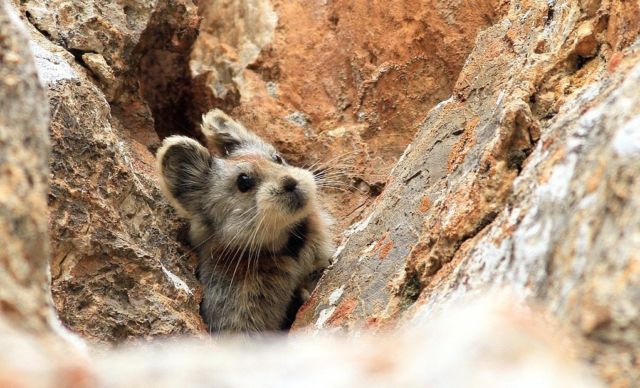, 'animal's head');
156,109,318,248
